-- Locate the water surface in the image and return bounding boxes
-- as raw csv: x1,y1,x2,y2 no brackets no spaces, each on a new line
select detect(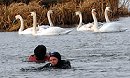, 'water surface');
0,17,130,78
